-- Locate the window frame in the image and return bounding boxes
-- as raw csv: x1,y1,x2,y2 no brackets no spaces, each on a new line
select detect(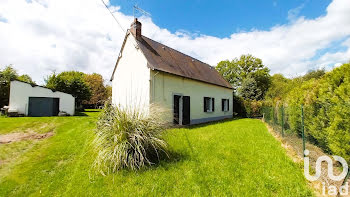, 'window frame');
222,99,229,112
204,97,215,112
